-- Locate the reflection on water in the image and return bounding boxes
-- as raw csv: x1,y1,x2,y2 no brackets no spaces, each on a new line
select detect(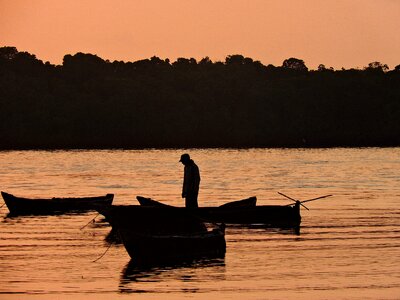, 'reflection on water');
0,148,399,299
121,258,225,285
119,257,226,293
